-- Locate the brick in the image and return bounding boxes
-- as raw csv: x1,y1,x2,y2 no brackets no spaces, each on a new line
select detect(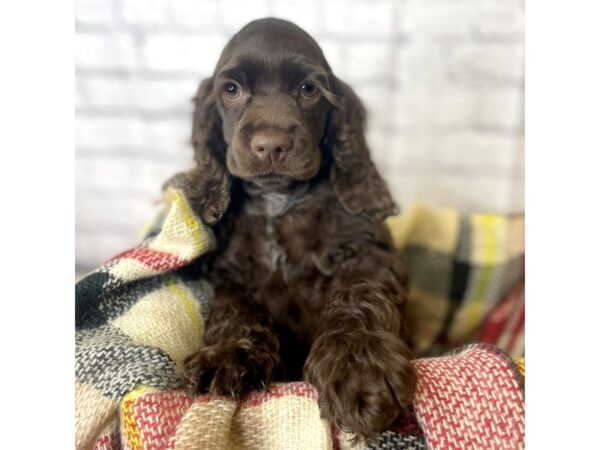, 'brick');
367,131,410,173
378,89,416,132
471,6,524,42
389,170,519,214
271,0,319,35
321,0,395,36
381,133,437,171
340,41,393,84
76,75,199,115
131,77,198,114
144,117,193,159
354,84,399,130
77,153,190,196
75,156,187,257
75,79,88,110
470,89,523,133
75,0,115,27
383,174,423,210
75,157,95,188
75,202,152,239
76,114,194,161
217,0,271,33
508,176,524,213
75,32,138,70
381,83,523,134
371,129,513,191
402,1,473,41
393,42,453,92
142,32,227,75
446,43,524,86
430,131,523,174
402,1,523,42
119,0,168,27
76,76,135,111
76,116,144,149
167,0,219,30
137,157,194,189
422,91,474,131
392,90,467,132
76,156,138,192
